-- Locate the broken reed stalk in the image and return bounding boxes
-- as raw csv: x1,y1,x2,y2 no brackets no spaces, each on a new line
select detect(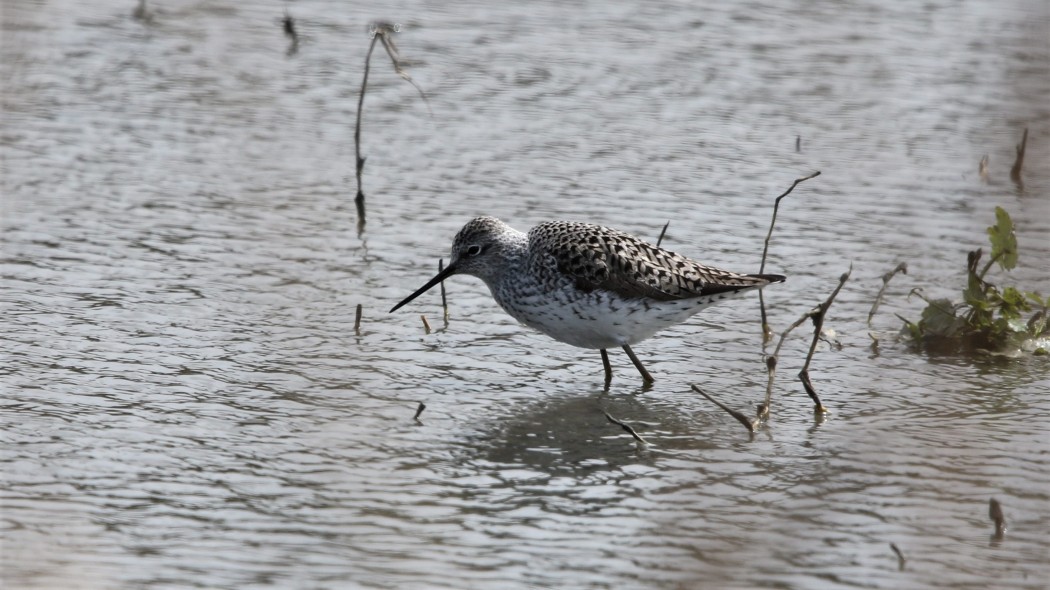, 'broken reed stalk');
867,262,908,326
760,313,813,421
656,221,670,248
758,171,822,342
1010,127,1027,186
421,314,432,334
760,265,851,420
691,385,757,434
439,258,449,323
989,498,1006,538
692,172,825,434
132,0,150,22
354,303,363,334
375,28,431,114
603,411,648,445
282,10,299,56
797,265,851,412
354,22,430,232
354,33,378,229
890,543,906,570
282,11,296,38
413,402,426,422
